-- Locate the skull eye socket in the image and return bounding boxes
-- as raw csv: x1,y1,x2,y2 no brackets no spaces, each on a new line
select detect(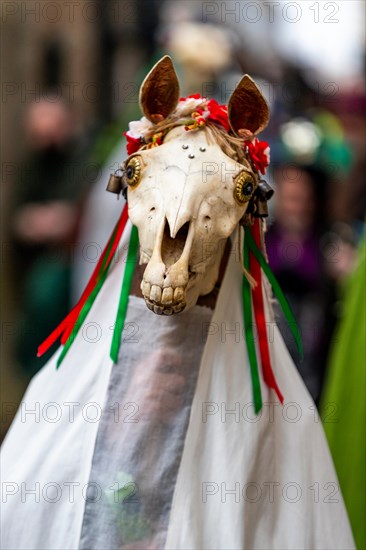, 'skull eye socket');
233,171,256,205
124,156,142,187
